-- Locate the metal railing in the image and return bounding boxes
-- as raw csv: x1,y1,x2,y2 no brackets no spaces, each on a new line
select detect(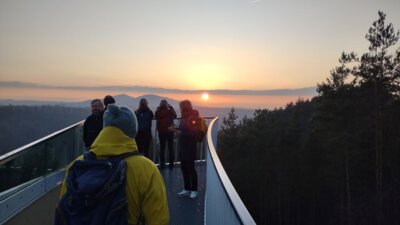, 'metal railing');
0,117,212,224
0,116,256,225
0,121,84,194
0,121,84,223
205,117,256,225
